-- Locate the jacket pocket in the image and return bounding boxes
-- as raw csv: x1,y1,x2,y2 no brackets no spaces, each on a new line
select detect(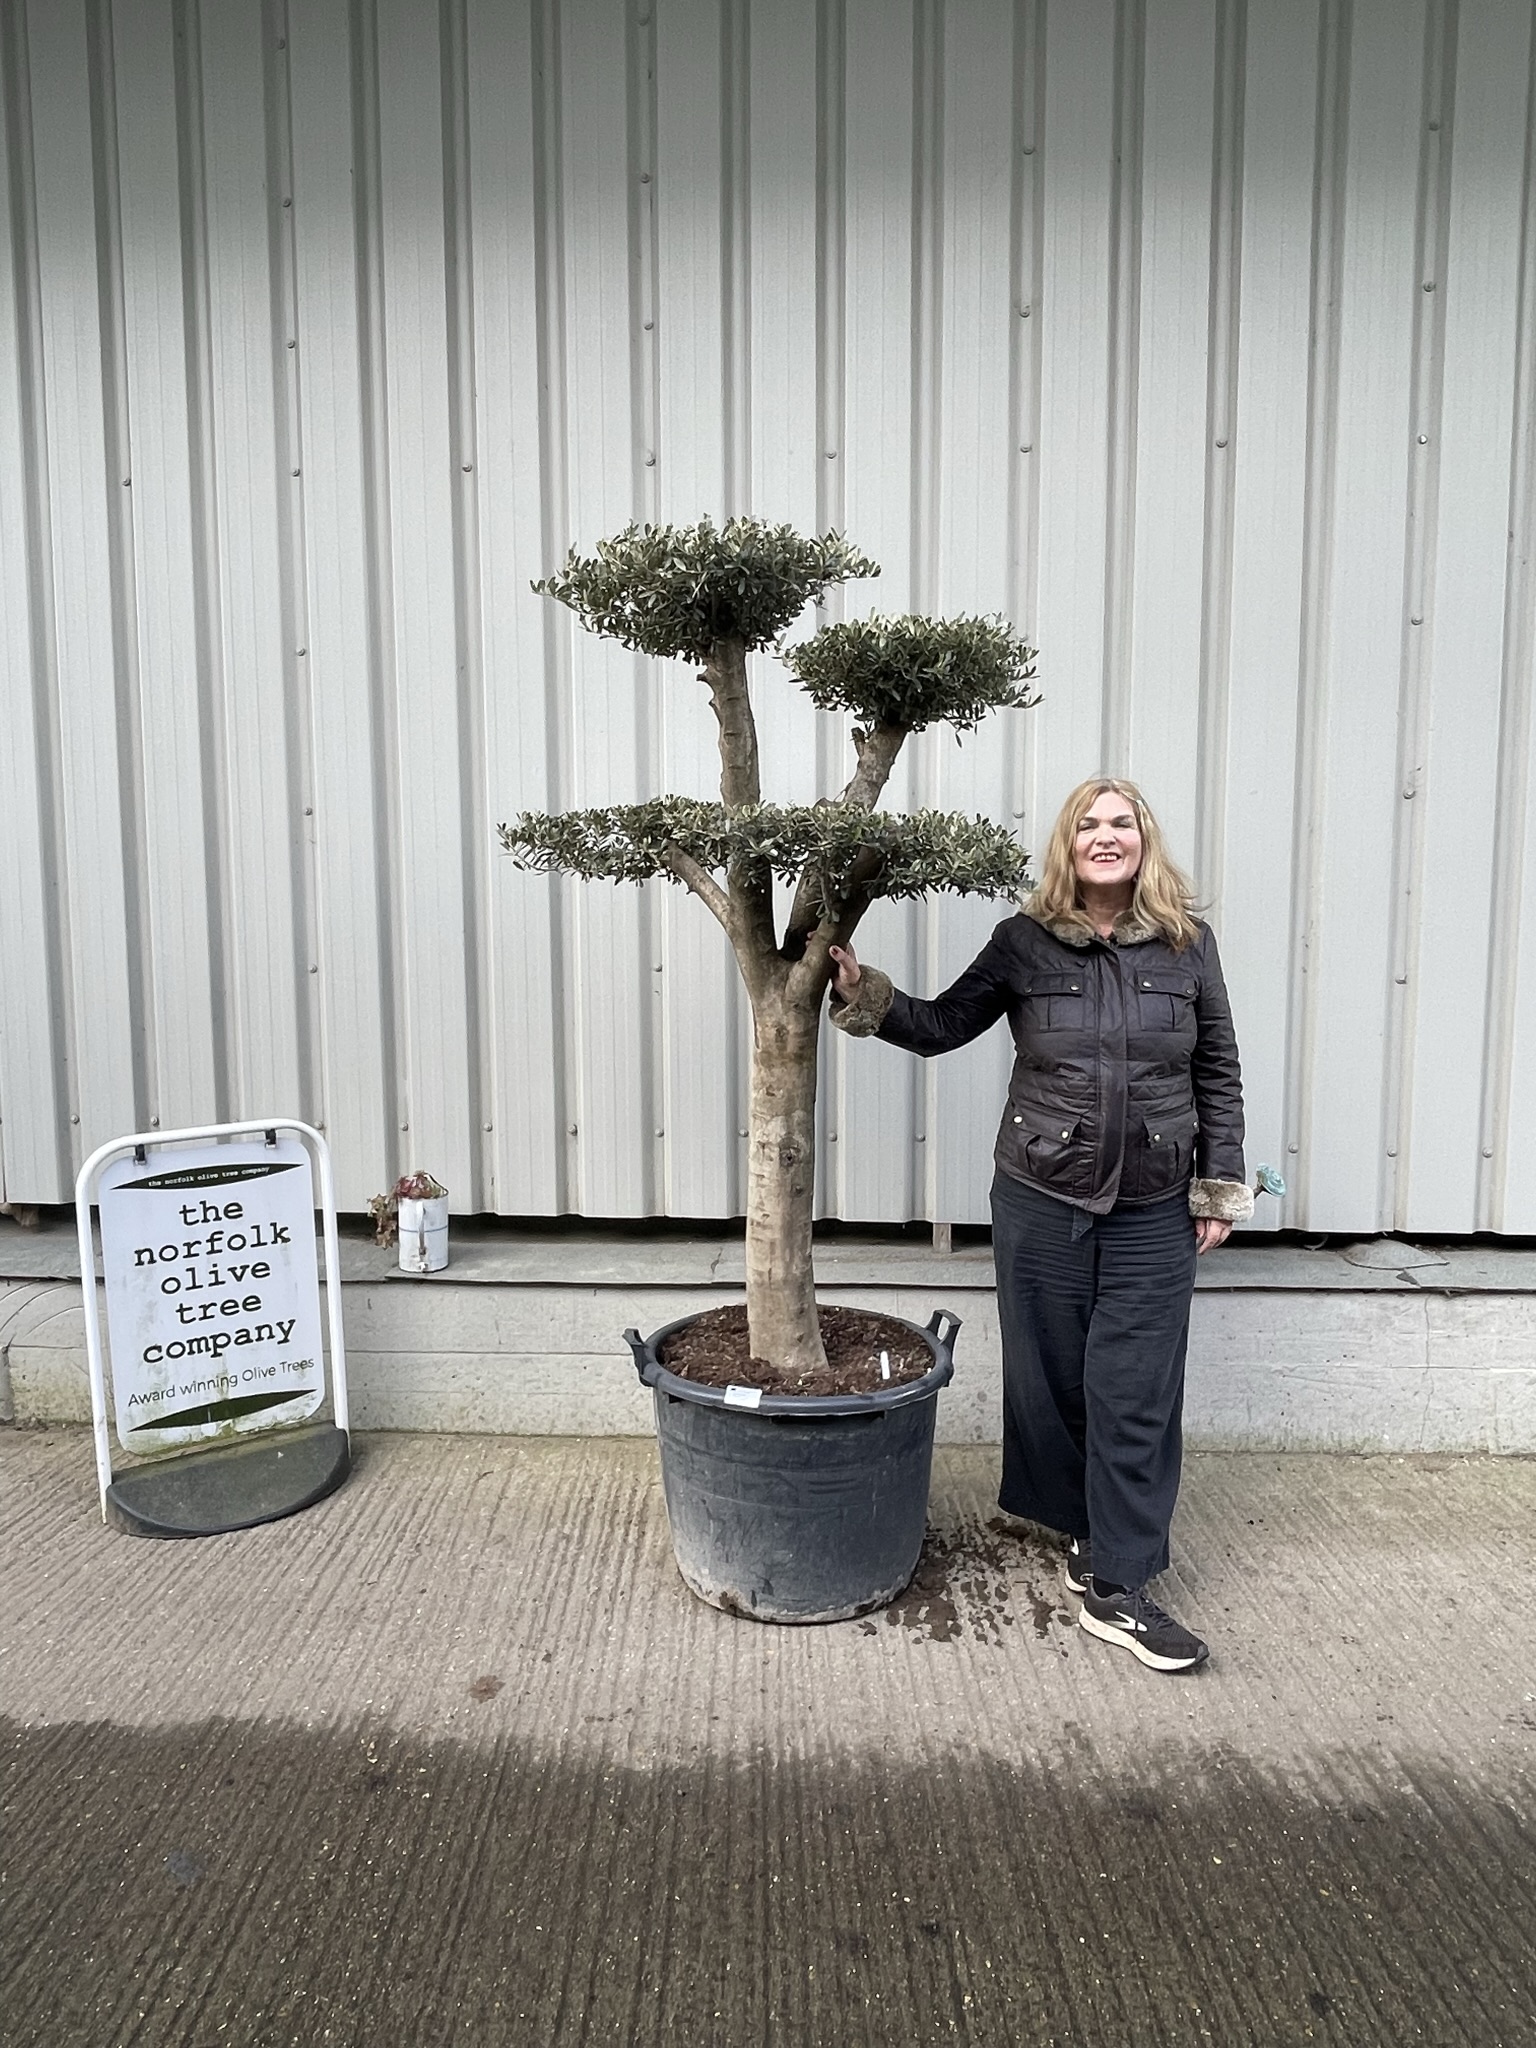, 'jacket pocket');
1132,967,1197,1036
1004,1099,1085,1195
1139,1110,1196,1196
1021,971,1086,1032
